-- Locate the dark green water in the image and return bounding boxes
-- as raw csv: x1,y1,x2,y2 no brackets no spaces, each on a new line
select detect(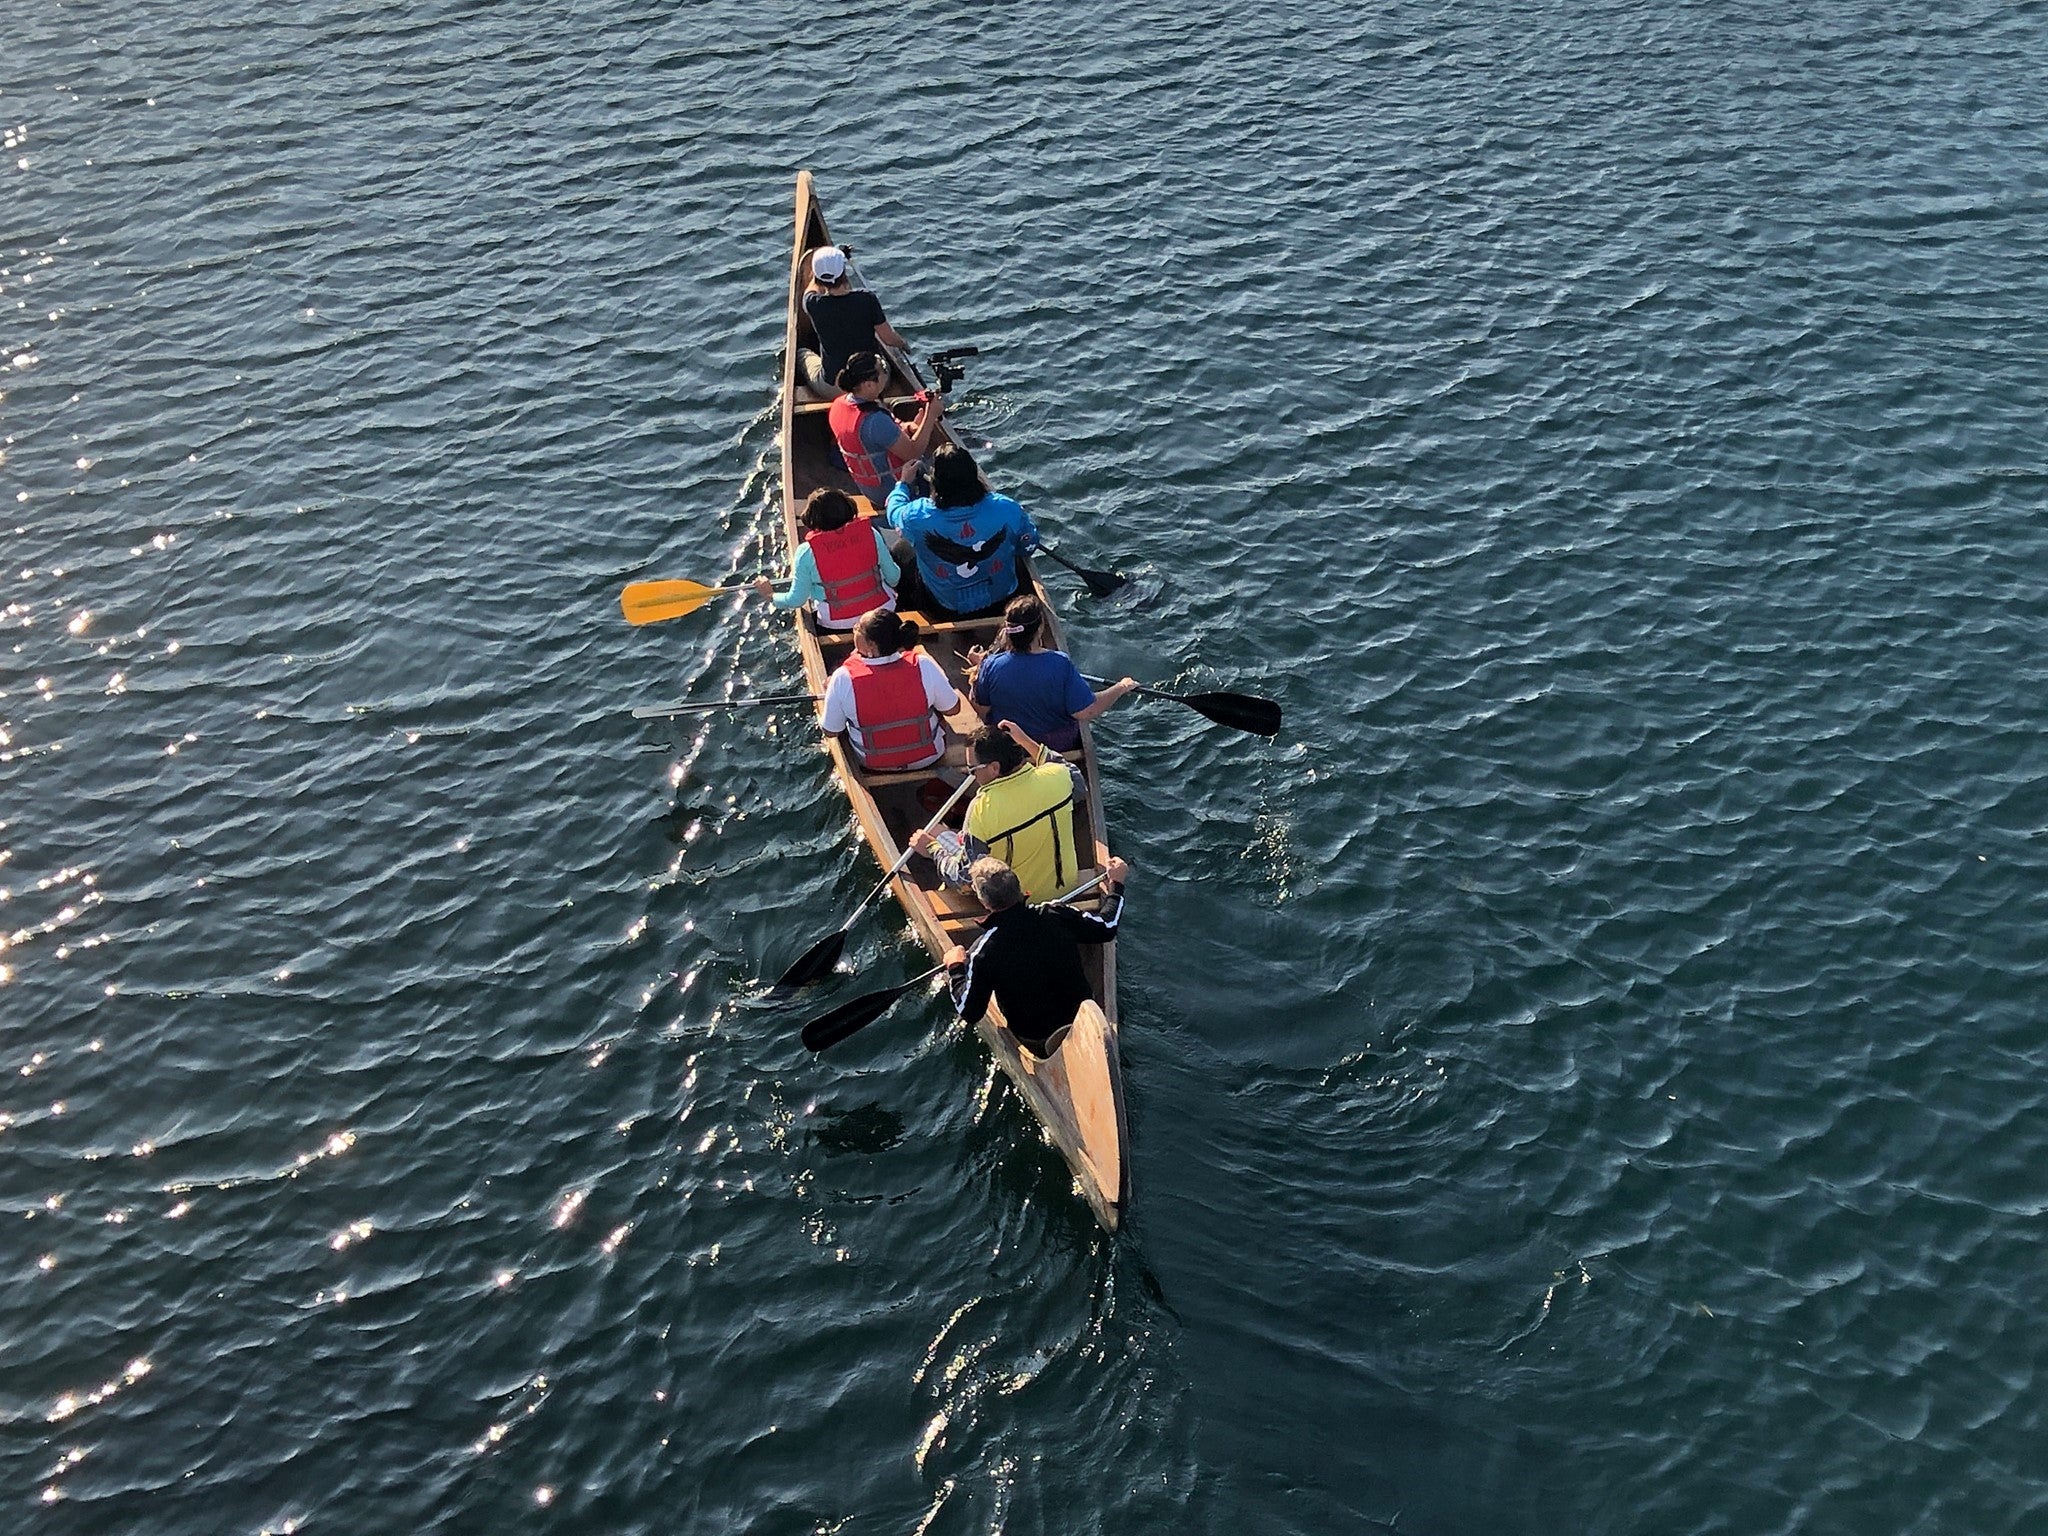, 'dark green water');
6,2,2048,1530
